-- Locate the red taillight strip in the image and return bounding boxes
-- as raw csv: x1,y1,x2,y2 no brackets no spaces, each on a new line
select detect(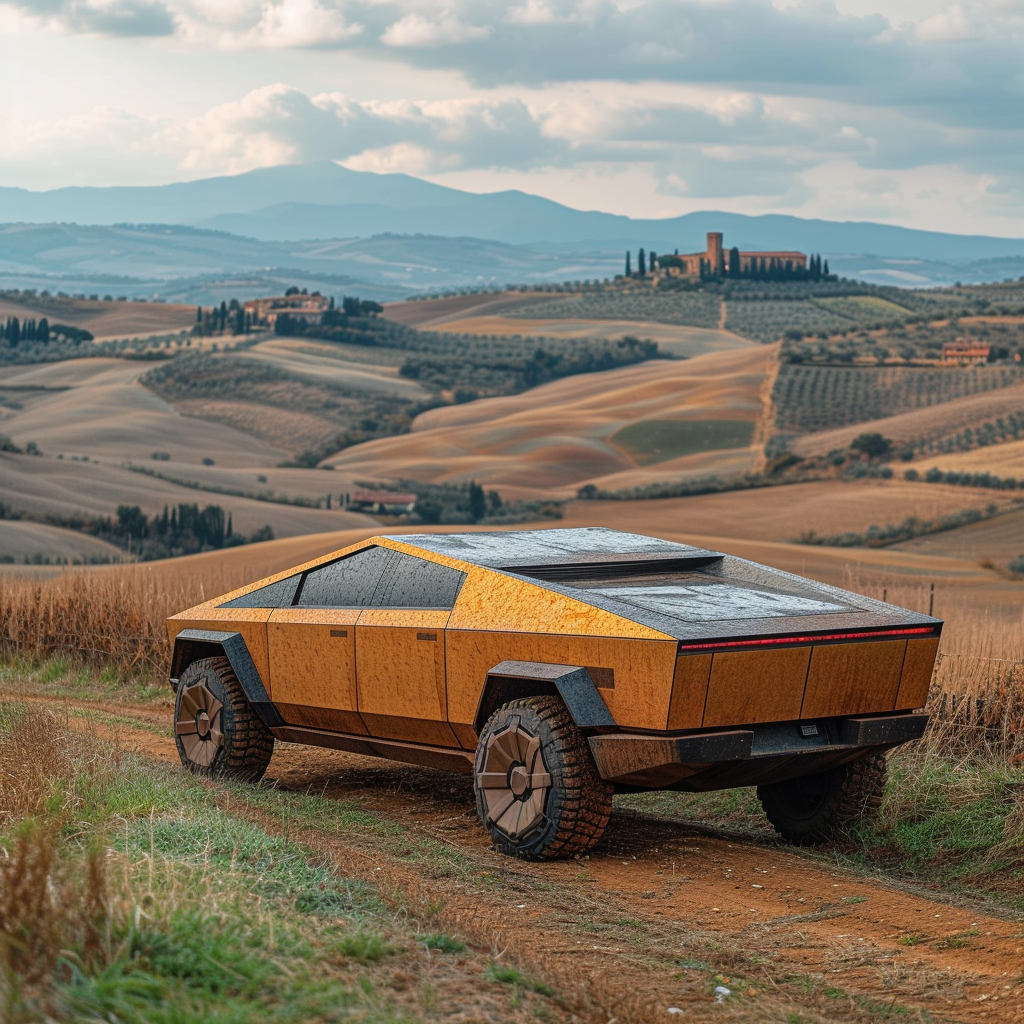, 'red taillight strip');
678,626,936,652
